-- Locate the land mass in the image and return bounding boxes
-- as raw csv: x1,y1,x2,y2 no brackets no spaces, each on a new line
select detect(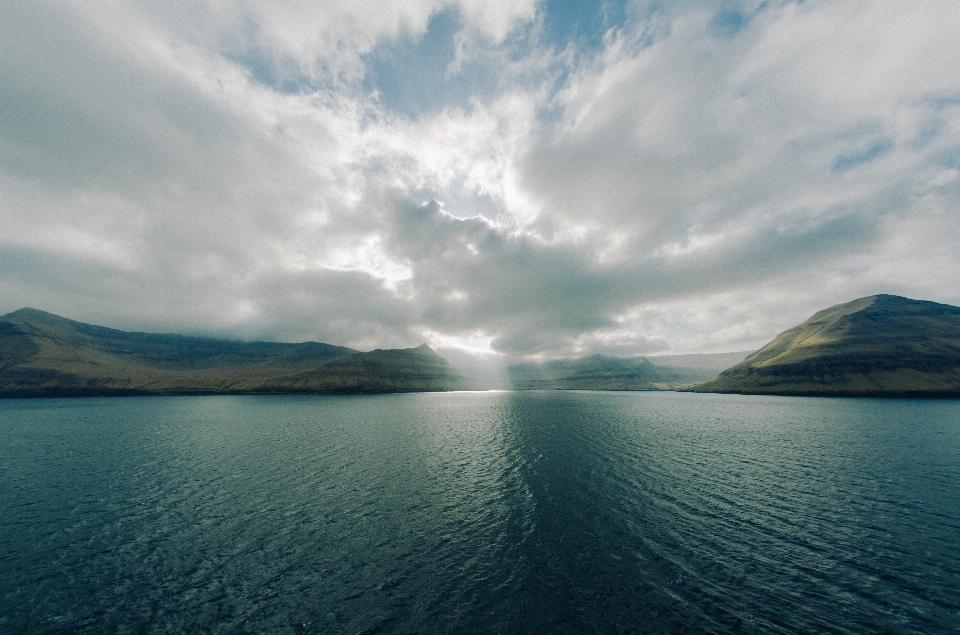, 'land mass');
693,294,960,397
0,308,473,397
507,352,749,391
